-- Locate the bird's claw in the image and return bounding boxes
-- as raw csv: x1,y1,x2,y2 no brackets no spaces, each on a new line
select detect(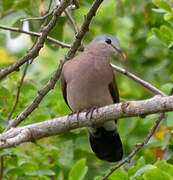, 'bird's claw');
68,110,83,120
68,106,99,120
86,106,99,120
